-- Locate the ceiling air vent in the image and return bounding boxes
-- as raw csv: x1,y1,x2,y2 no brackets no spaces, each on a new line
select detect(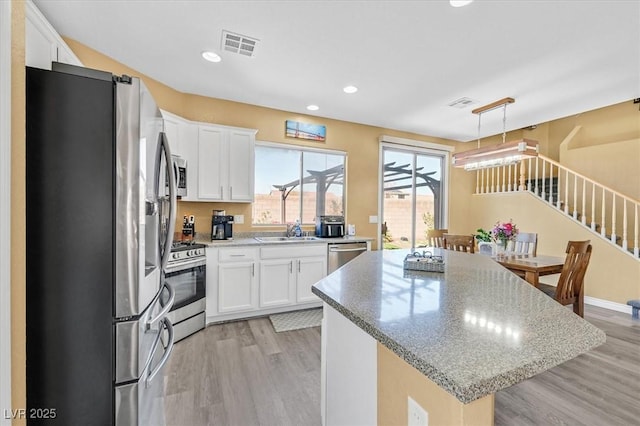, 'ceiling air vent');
448,97,477,109
221,30,259,57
